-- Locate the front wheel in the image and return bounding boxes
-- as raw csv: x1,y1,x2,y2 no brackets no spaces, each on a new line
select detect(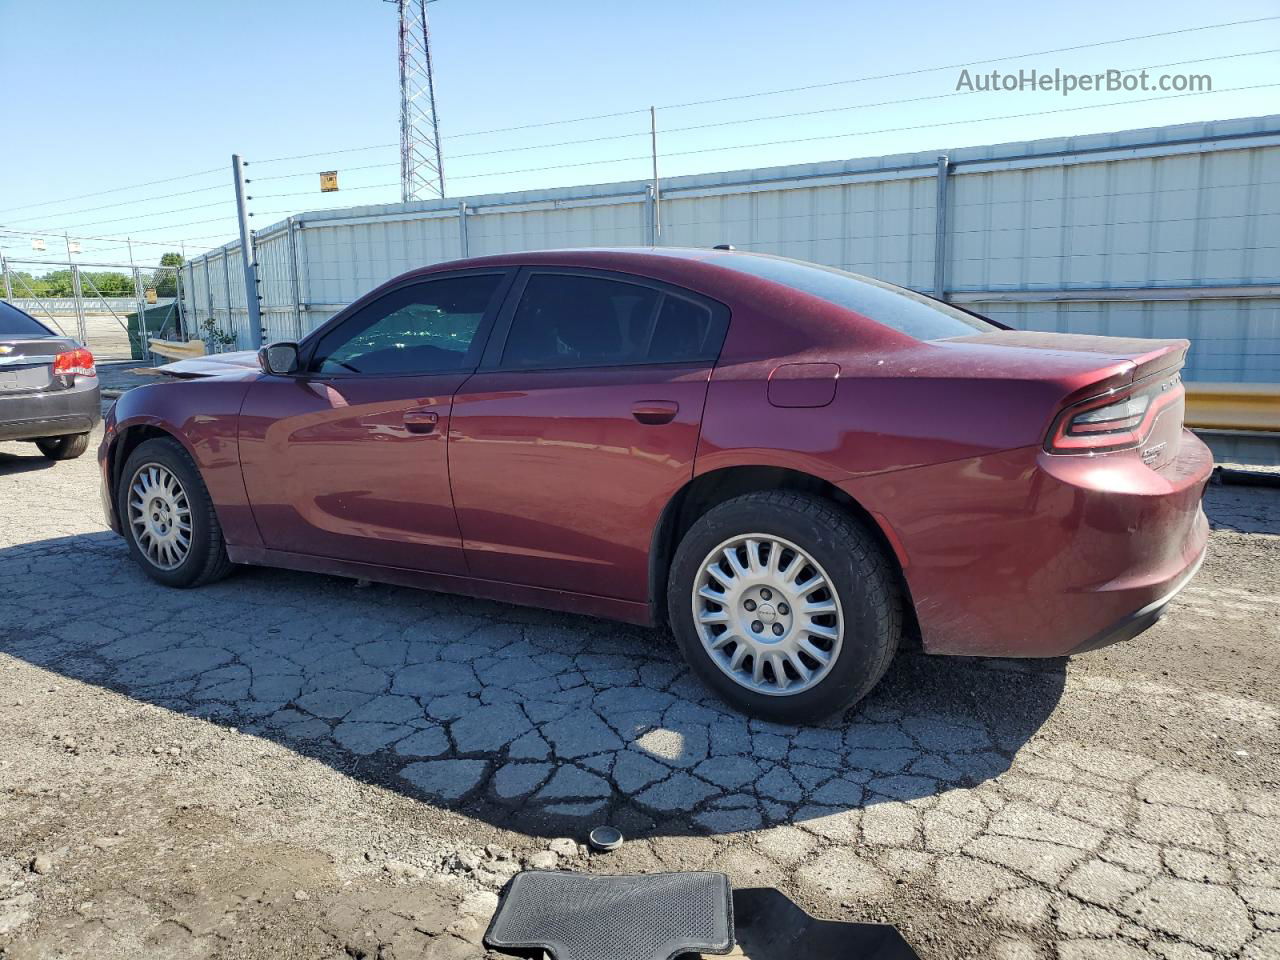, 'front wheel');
667,491,901,723
35,432,90,460
118,437,234,588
